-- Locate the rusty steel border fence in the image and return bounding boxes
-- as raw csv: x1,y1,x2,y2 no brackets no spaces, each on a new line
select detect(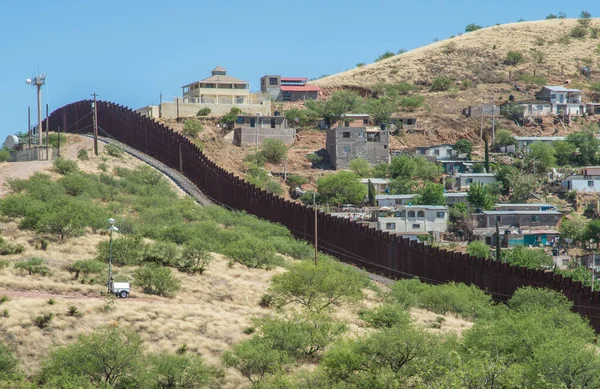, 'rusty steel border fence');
44,100,600,331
